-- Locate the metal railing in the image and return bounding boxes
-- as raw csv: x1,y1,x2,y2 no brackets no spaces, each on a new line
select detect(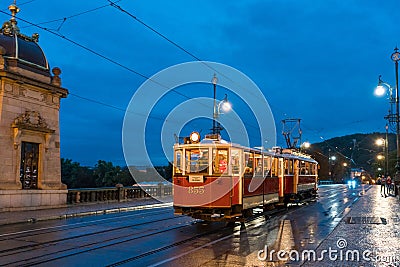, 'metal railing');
67,184,172,204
